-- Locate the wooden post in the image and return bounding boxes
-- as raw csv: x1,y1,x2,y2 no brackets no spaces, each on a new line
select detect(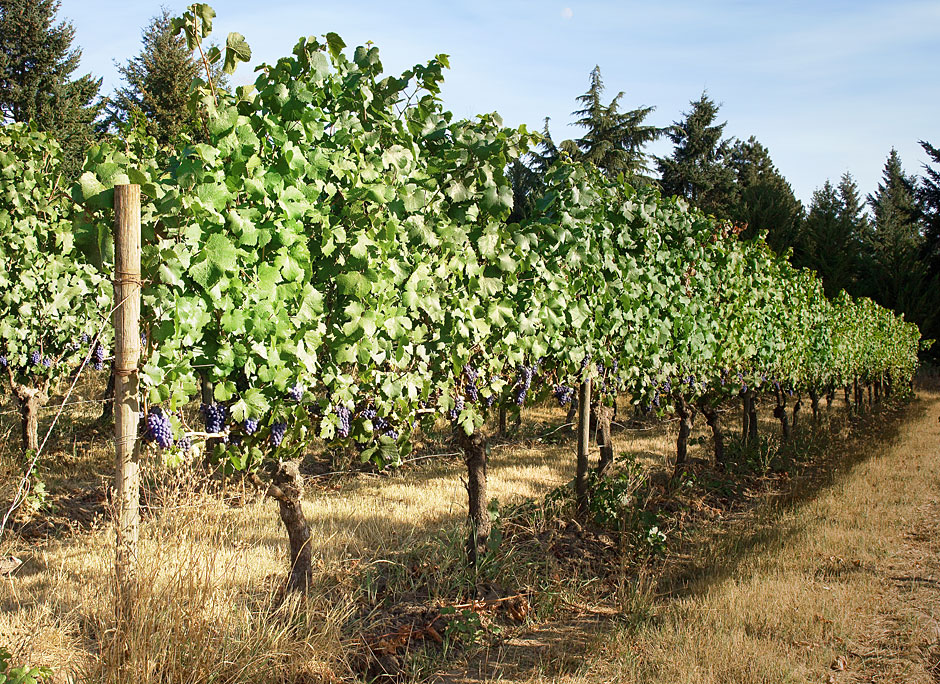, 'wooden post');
575,378,592,514
113,185,141,611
